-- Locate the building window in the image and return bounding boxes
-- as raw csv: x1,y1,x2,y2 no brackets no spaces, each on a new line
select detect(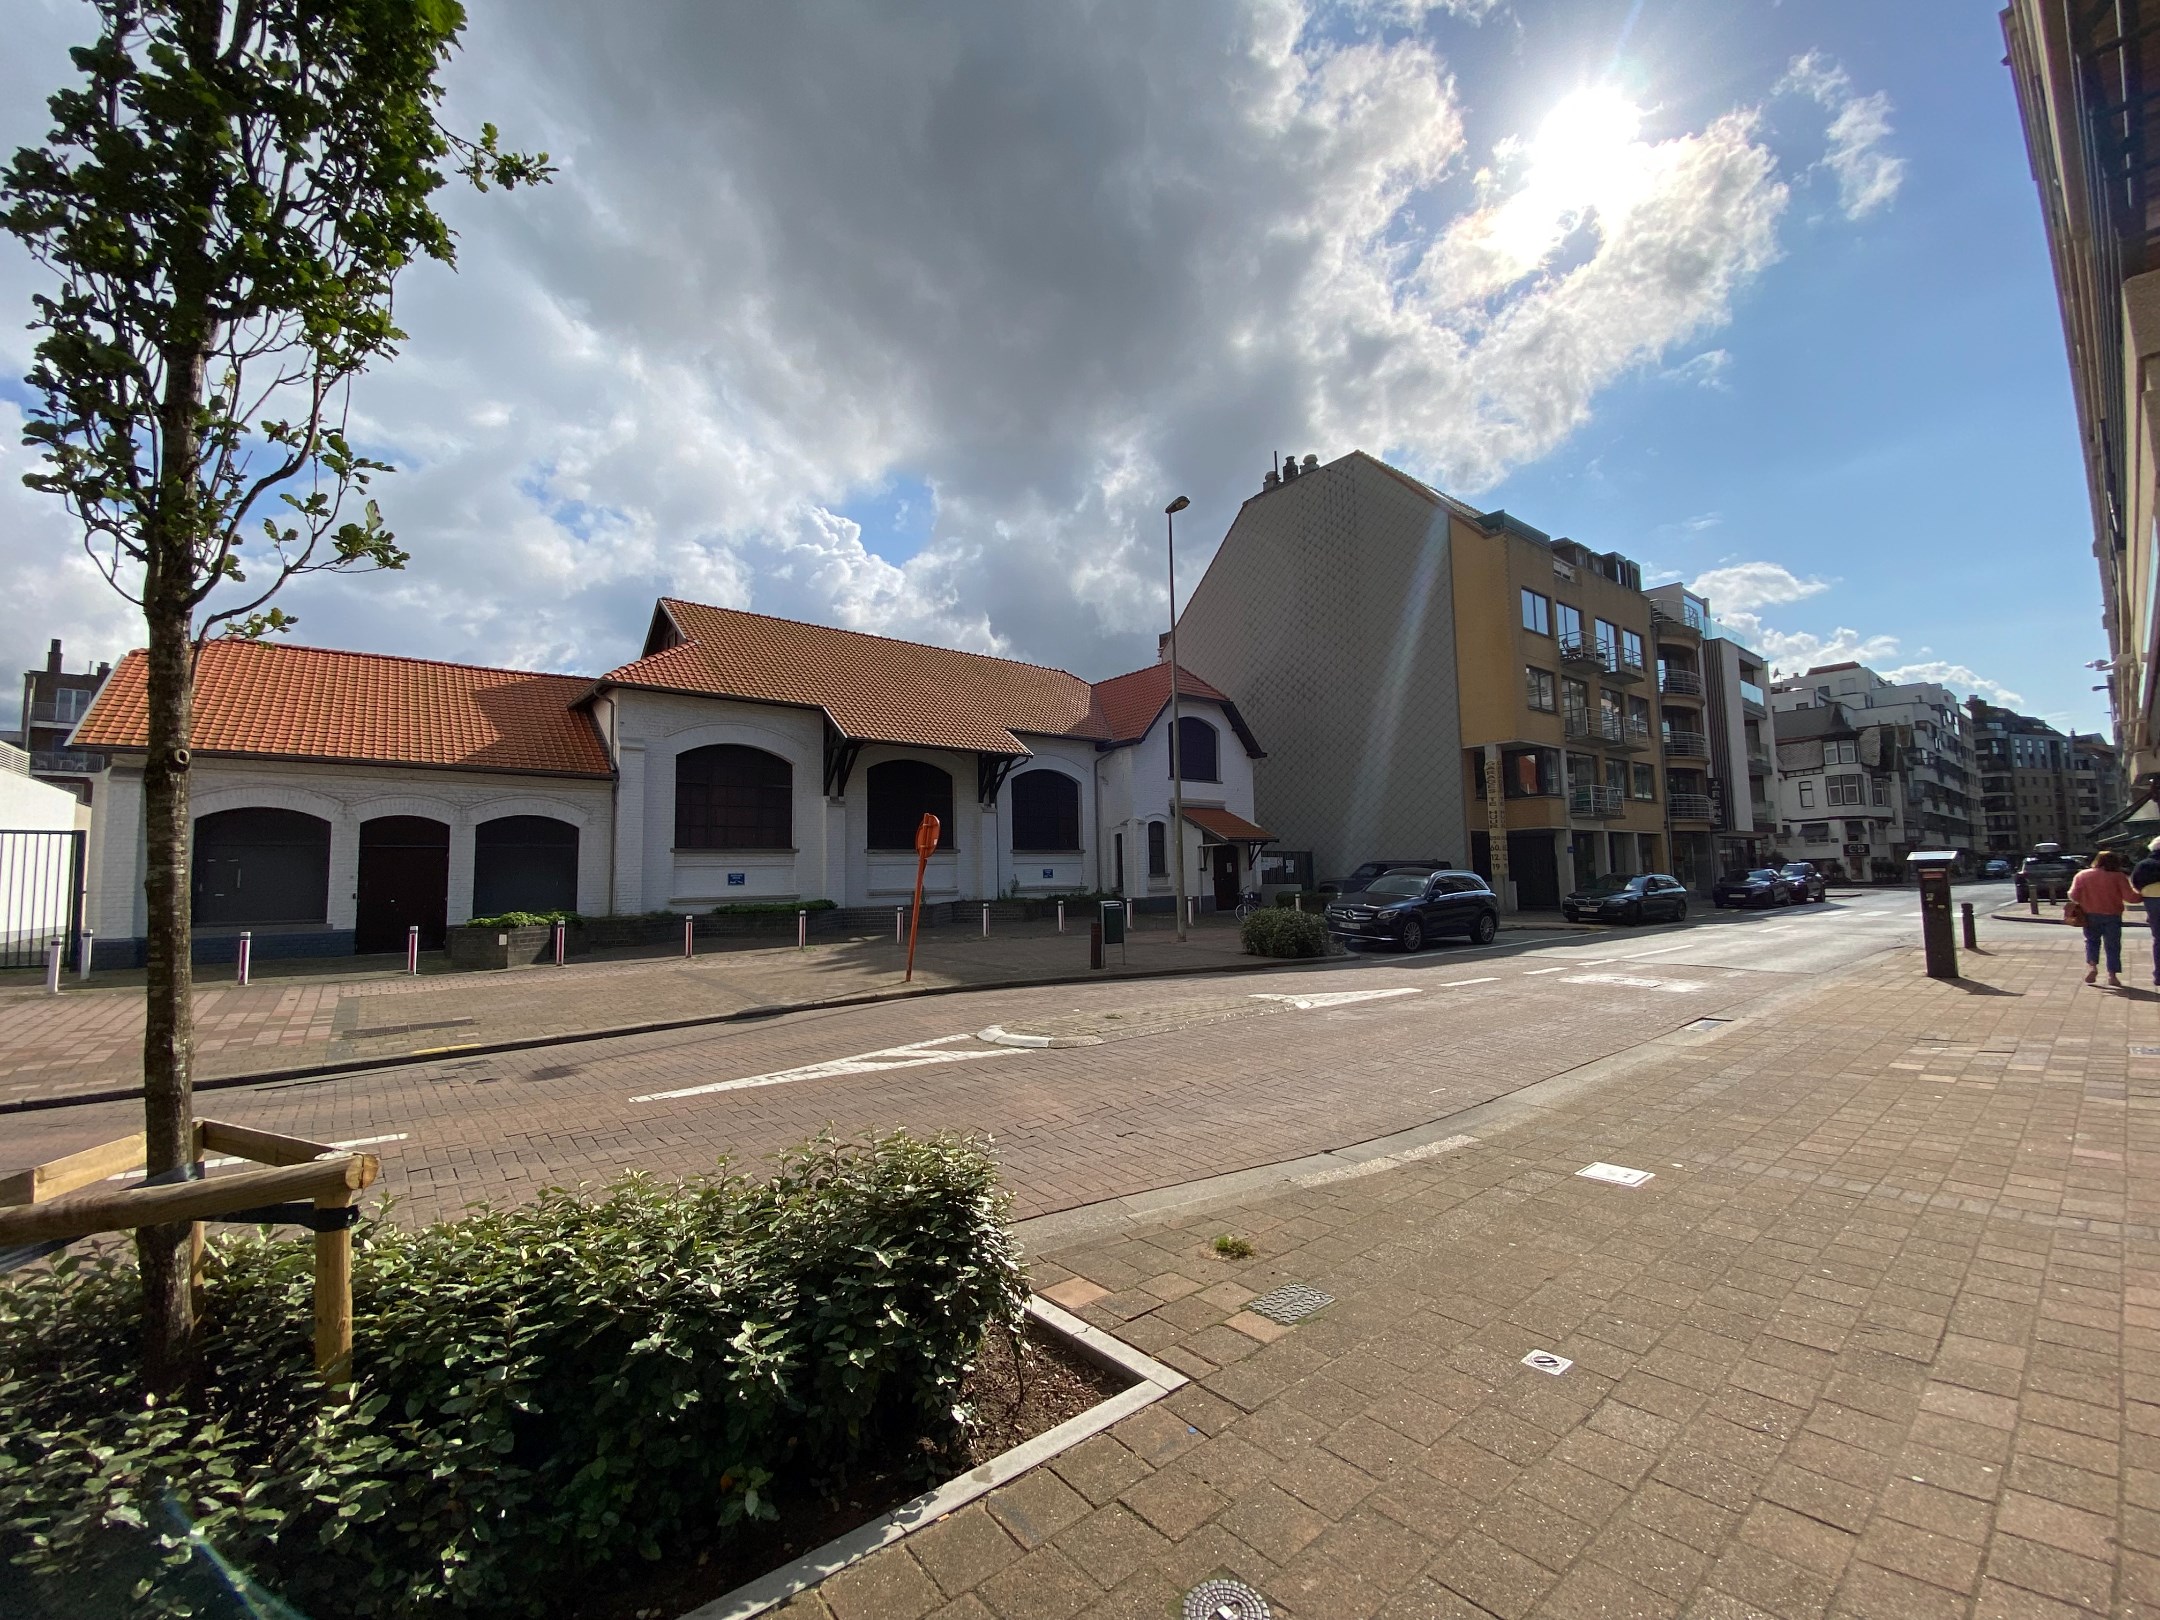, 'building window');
1631,763,1655,800
1170,715,1220,783
1844,820,1869,841
1595,618,1619,660
1801,821,1831,843
1555,602,1582,647
1872,777,1889,807
1827,774,1863,807
1627,695,1652,739
1525,666,1556,712
866,759,955,850
1826,739,1857,764
1621,629,1645,670
1009,770,1081,851
1798,780,1815,807
1521,588,1551,635
1147,820,1167,877
676,744,793,849
1505,747,1558,796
